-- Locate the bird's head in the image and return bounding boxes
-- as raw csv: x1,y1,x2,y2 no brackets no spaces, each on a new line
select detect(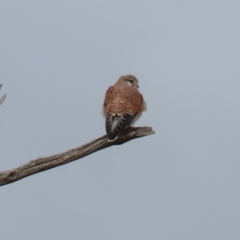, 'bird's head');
120,75,139,88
